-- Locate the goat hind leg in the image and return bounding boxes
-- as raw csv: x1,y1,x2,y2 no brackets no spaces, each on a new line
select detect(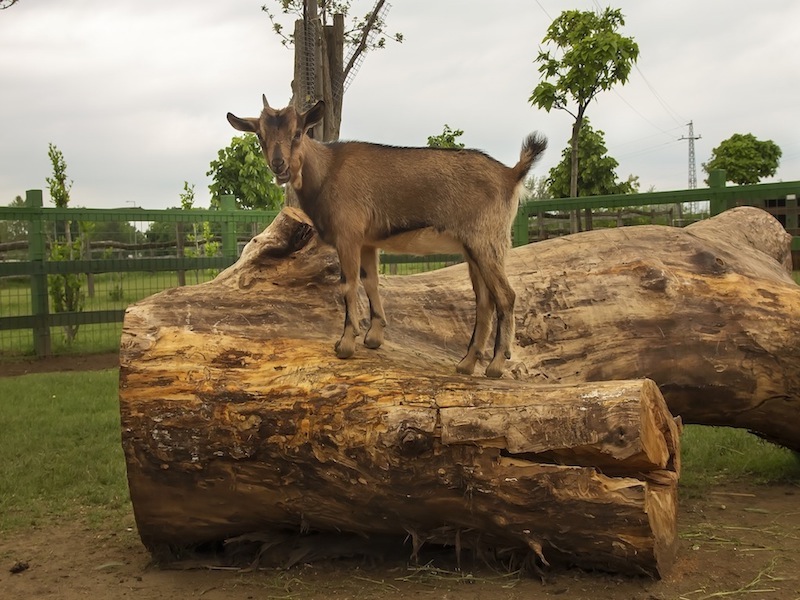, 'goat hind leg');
360,246,387,349
334,245,362,359
456,258,494,375
481,266,516,379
